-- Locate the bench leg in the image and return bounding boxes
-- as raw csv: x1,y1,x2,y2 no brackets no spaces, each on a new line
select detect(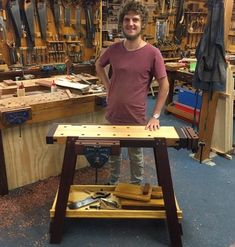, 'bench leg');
153,138,182,247
50,137,77,244
0,129,8,196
